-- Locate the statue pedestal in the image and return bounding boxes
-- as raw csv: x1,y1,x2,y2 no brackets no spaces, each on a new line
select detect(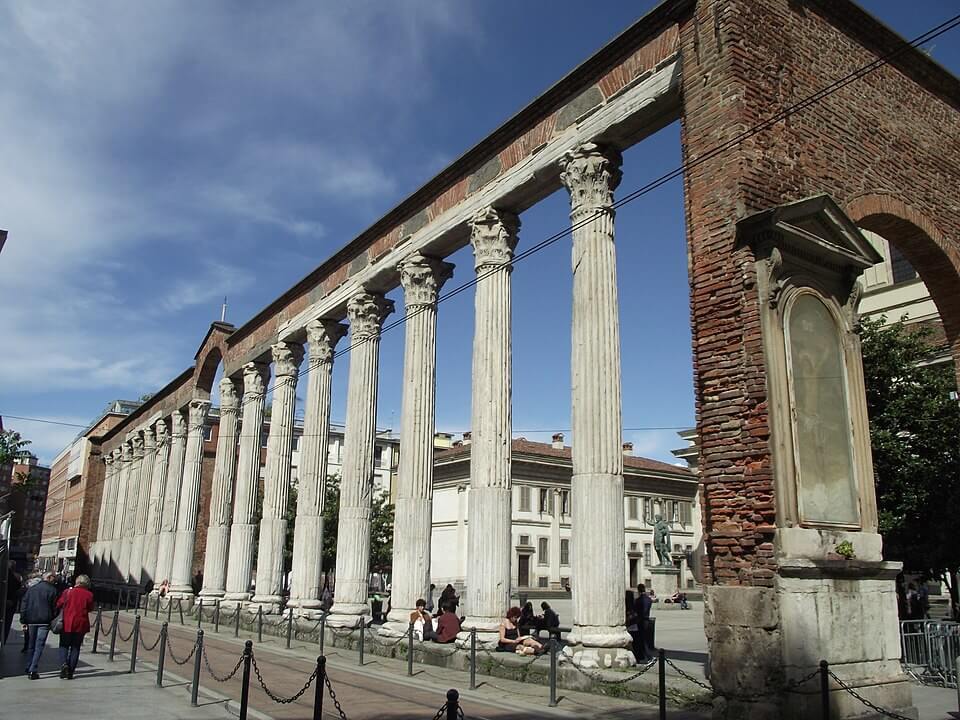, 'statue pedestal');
649,566,680,601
